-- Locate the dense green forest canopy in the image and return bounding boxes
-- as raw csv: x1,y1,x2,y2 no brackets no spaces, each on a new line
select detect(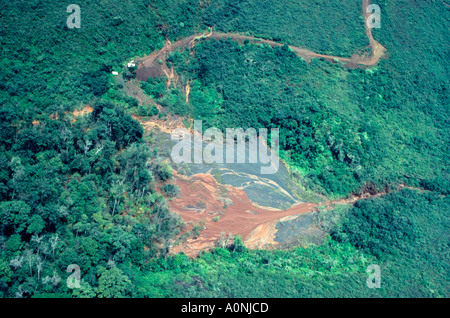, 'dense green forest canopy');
130,190,449,298
0,99,183,297
0,0,448,298
201,0,369,56
151,0,369,56
0,0,371,116
0,0,164,113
